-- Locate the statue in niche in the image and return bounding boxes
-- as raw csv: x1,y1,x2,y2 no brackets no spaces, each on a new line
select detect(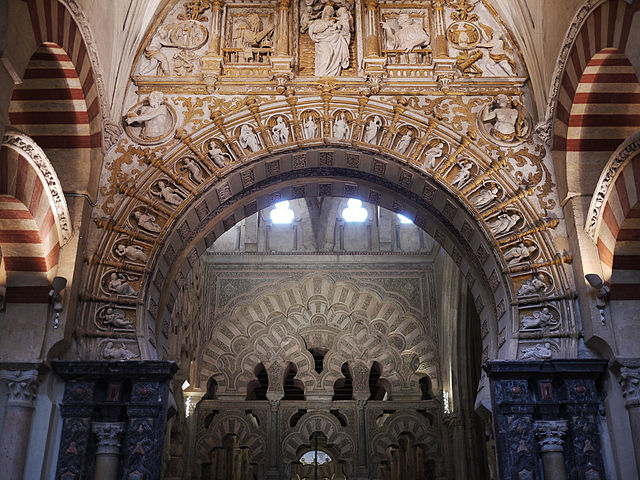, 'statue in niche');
517,273,547,297
133,211,161,233
480,94,530,144
125,91,173,142
308,5,353,77
520,308,554,330
382,13,430,53
271,116,289,145
152,180,183,206
487,212,519,235
451,161,473,188
101,307,134,329
364,116,382,144
232,13,274,63
181,157,204,183
504,242,536,264
423,141,444,168
471,185,499,208
396,131,413,154
115,244,148,263
102,341,139,361
207,142,230,168
108,273,137,296
140,36,171,75
333,113,350,140
303,115,318,139
238,124,261,152
521,342,553,361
